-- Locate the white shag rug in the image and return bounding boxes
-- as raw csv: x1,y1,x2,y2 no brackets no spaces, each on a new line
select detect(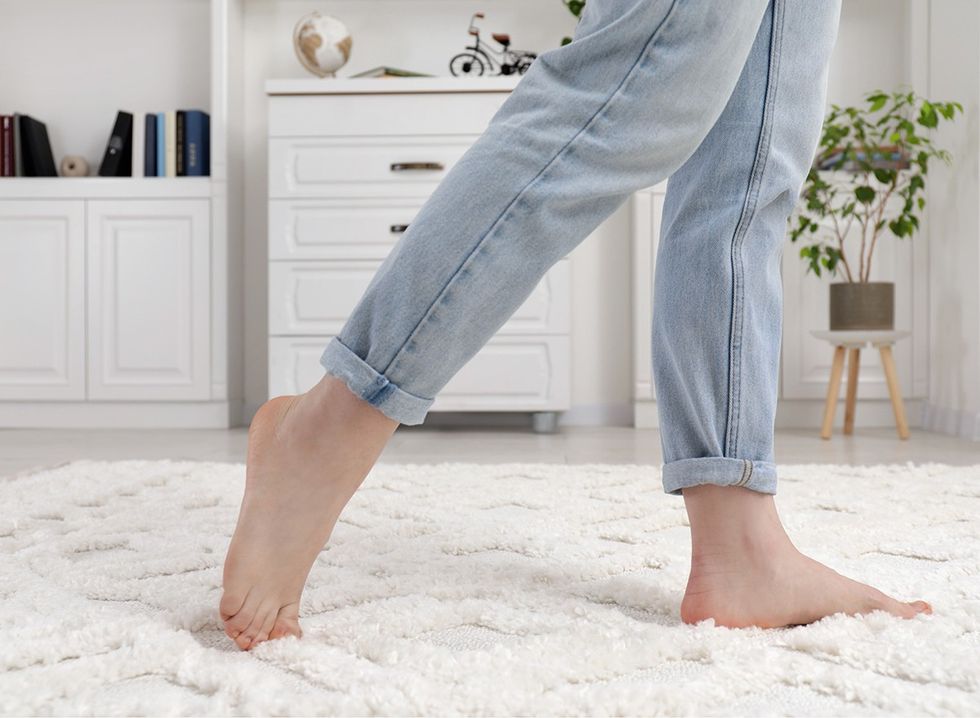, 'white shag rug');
0,460,978,717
